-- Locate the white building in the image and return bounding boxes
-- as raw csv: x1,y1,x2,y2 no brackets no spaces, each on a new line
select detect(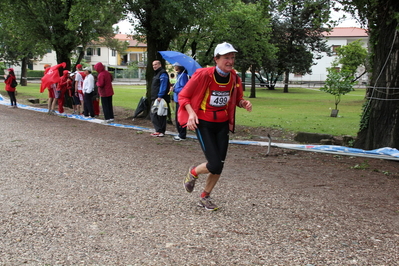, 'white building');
7,28,367,83
22,34,147,77
289,27,368,84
